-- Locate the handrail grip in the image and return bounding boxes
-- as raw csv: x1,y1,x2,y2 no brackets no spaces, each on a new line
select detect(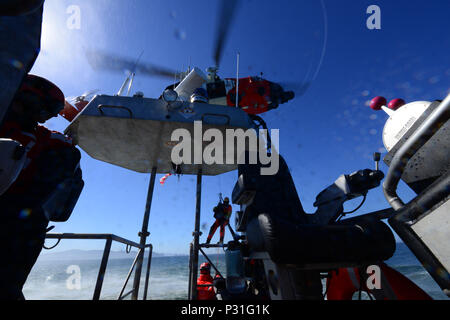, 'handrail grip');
98,105,133,118
201,113,231,125
46,233,143,249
